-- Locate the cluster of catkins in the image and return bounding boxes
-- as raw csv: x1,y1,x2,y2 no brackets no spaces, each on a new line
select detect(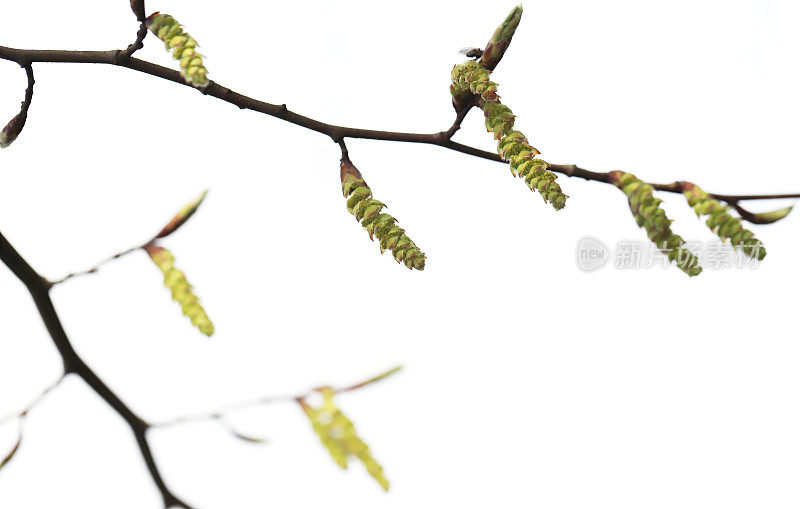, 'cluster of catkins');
610,172,703,276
